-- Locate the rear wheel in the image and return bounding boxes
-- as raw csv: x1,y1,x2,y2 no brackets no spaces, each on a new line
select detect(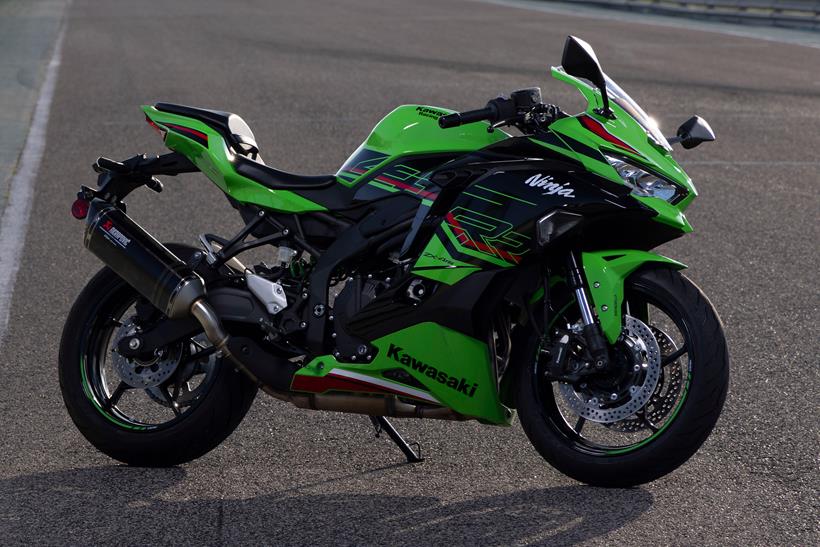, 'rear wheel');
59,245,257,466
515,266,729,487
